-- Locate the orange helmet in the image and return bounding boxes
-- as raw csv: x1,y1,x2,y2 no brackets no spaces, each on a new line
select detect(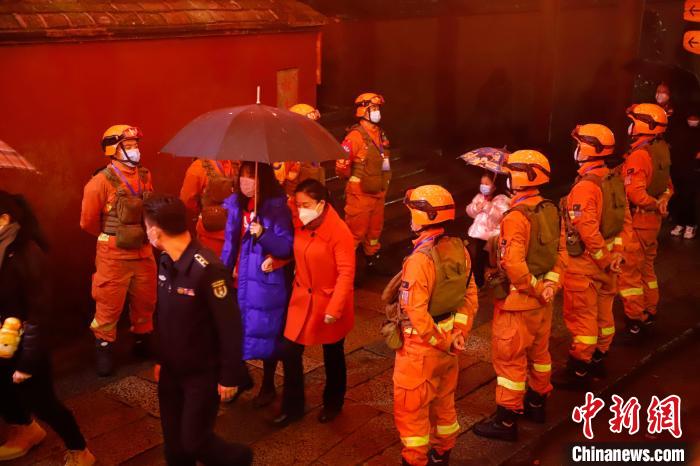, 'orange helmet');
626,103,668,136
289,103,320,121
505,150,551,190
354,92,384,118
404,185,455,227
572,123,615,162
101,125,142,157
